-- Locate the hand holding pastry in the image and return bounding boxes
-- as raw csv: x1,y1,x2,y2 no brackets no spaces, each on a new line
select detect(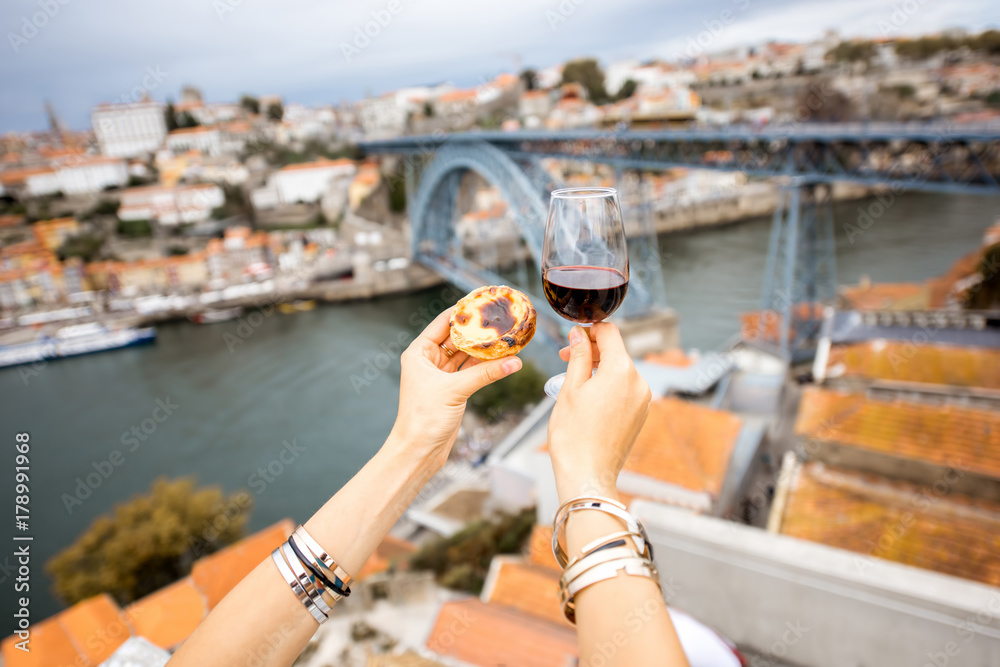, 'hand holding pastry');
392,305,524,466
